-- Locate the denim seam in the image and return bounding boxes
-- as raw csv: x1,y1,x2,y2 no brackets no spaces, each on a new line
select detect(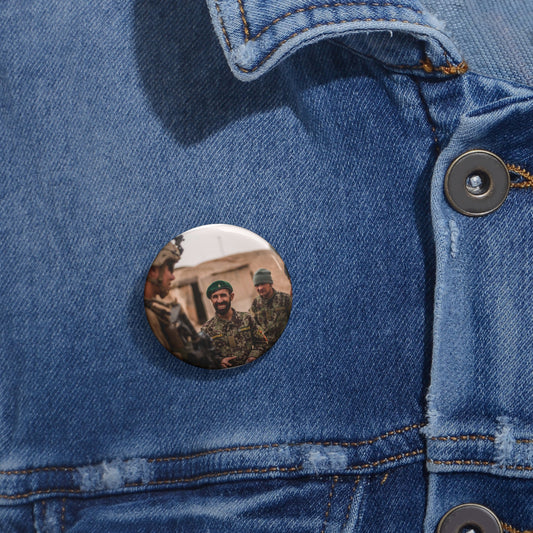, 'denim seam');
0,423,420,477
428,458,533,471
380,472,389,484
413,77,441,154
330,38,467,76
214,1,232,50
502,521,533,533
320,475,339,533
346,449,424,470
217,1,425,51
0,422,422,476
60,497,66,533
429,435,533,443
237,0,250,40
234,19,465,74
246,2,424,43
507,163,533,188
341,475,361,530
0,449,424,501
429,435,495,442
